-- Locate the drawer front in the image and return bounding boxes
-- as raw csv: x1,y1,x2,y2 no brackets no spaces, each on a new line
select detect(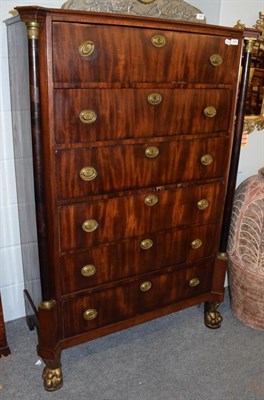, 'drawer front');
53,23,241,84
56,137,229,199
54,88,232,144
62,261,214,337
59,182,224,251
60,223,218,294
